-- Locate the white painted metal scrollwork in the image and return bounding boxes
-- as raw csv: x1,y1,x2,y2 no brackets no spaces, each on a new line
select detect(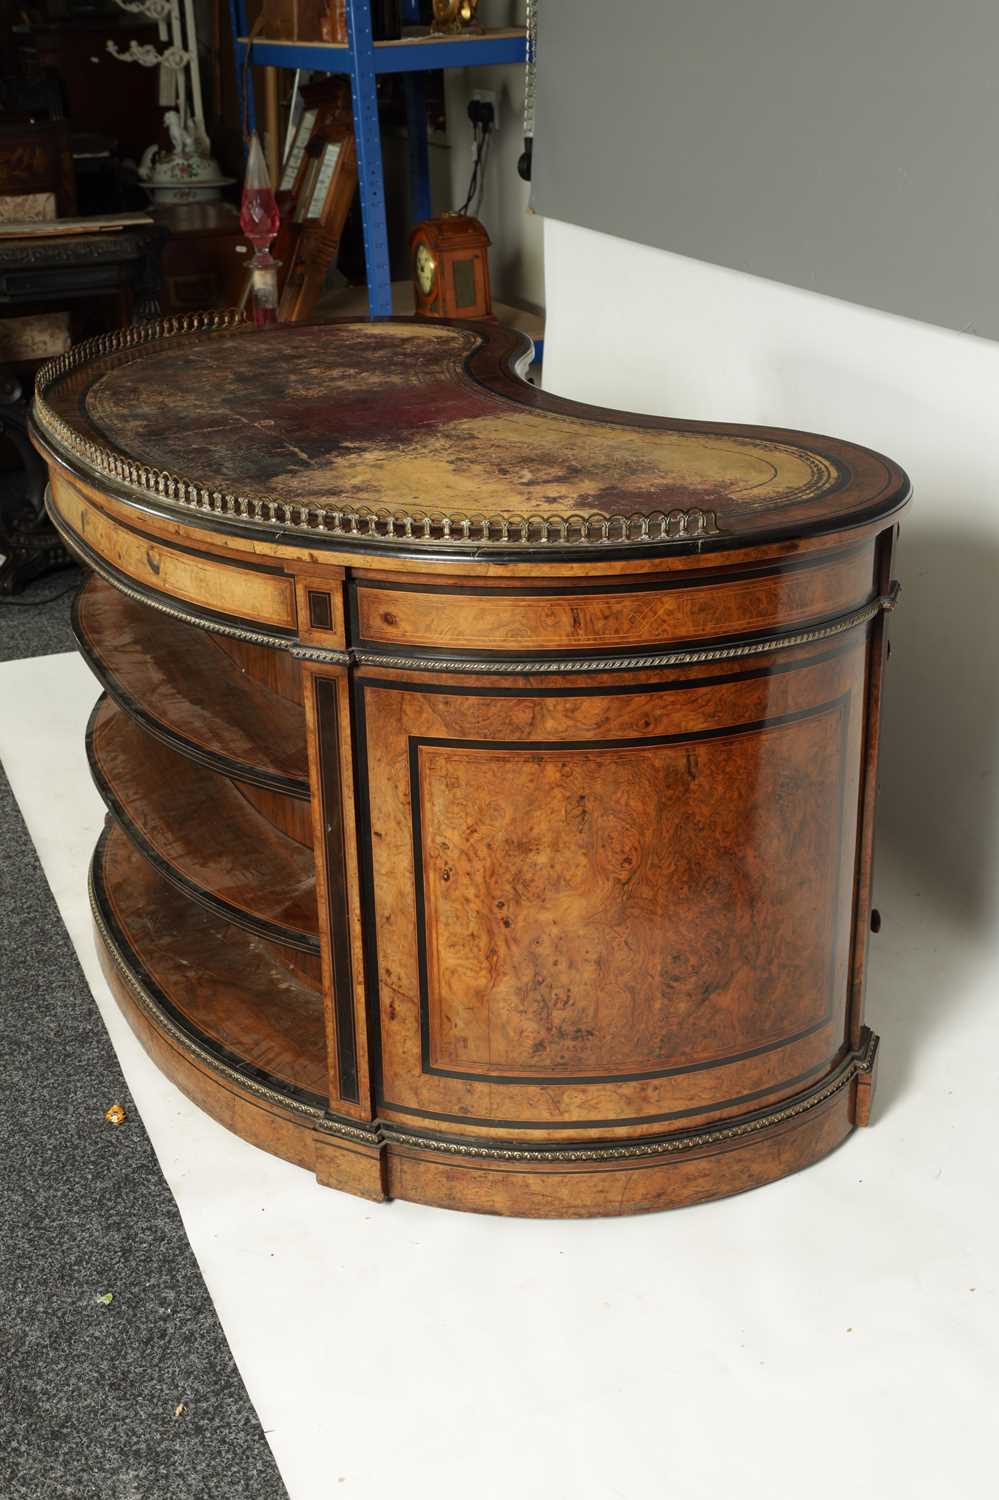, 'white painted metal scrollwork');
106,39,190,69
111,0,175,20
106,0,220,191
